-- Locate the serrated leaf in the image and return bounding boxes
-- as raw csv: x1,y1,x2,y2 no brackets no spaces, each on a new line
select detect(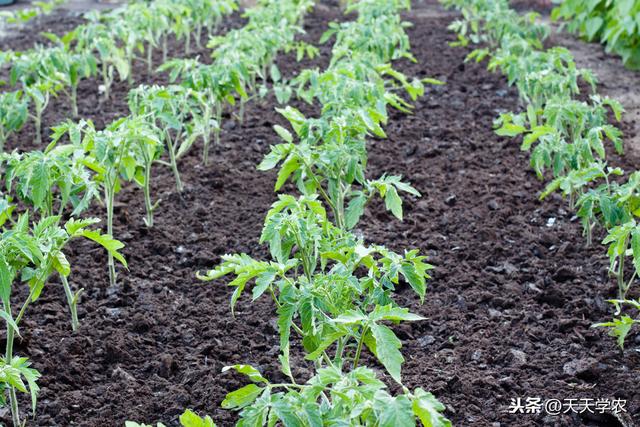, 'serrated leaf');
222,384,263,409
